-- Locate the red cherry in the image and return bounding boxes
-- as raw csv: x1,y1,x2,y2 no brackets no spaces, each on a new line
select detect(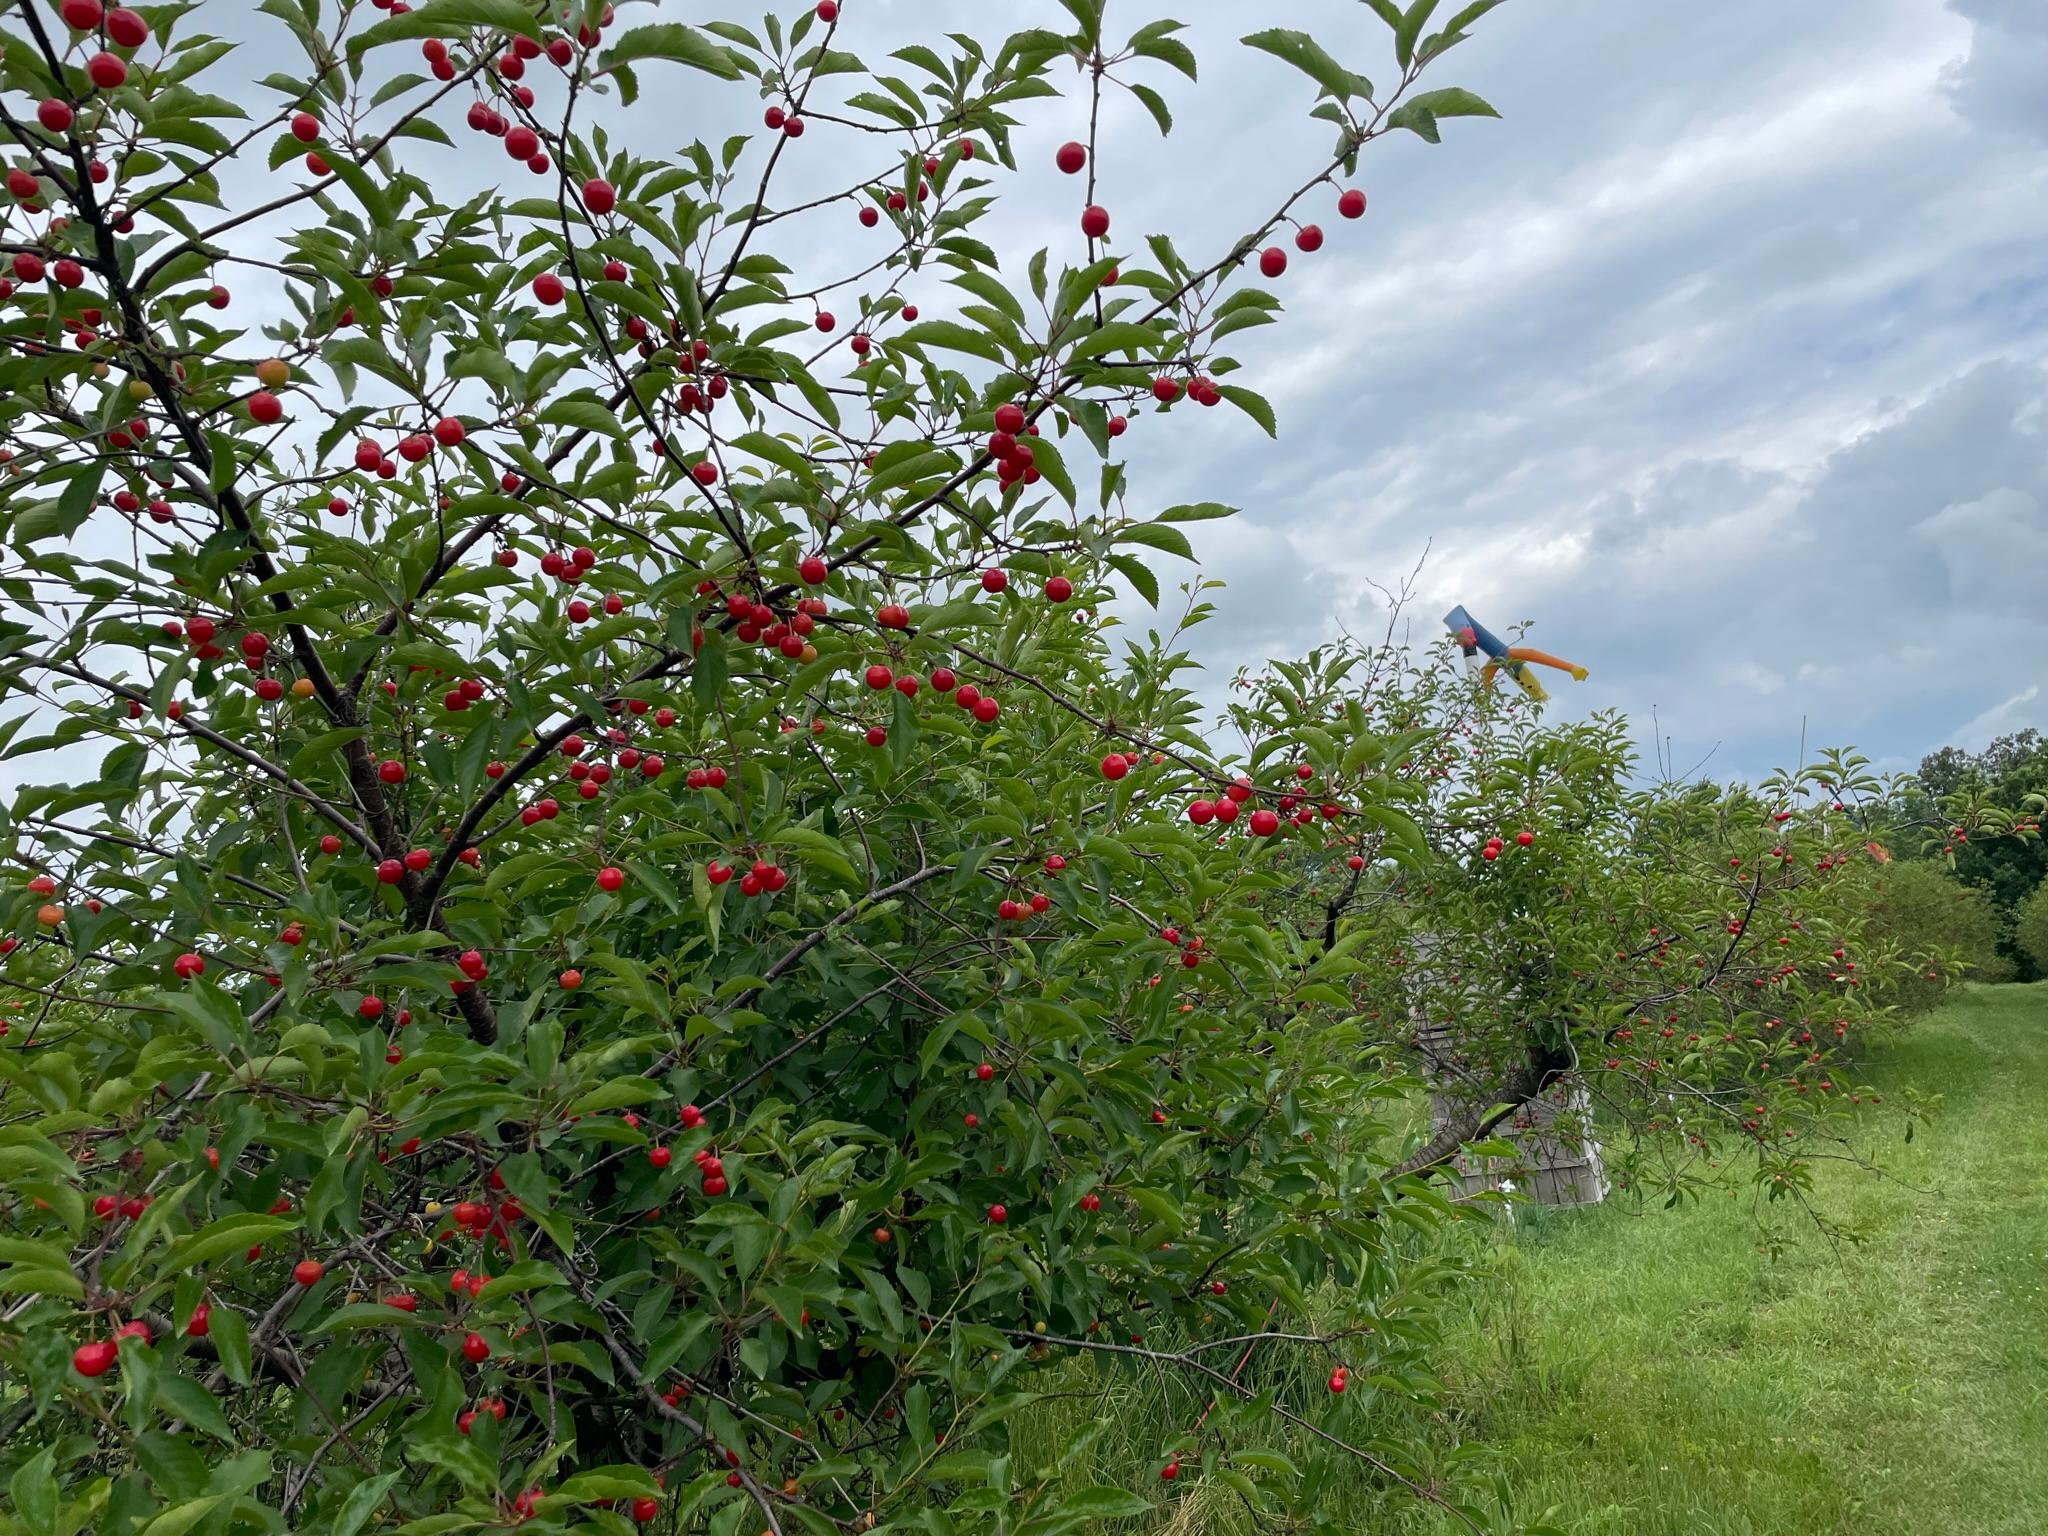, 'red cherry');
582,177,615,214
106,6,148,46
1249,809,1280,838
1045,576,1073,603
292,1259,324,1287
1338,188,1367,219
987,1204,1007,1225
596,866,625,893
1080,204,1109,239
37,98,75,133
1258,247,1287,278
72,1341,118,1378
993,402,1027,435
1055,141,1087,175
532,272,565,305
1101,754,1129,781
87,51,128,89
461,1331,490,1362
1295,224,1324,252
248,391,283,424
799,555,828,584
